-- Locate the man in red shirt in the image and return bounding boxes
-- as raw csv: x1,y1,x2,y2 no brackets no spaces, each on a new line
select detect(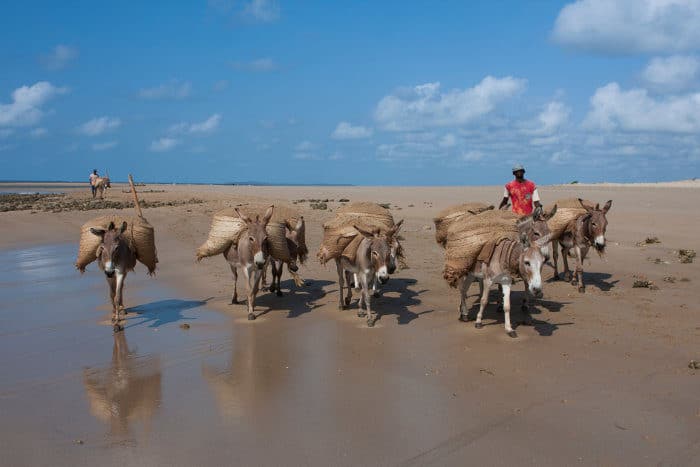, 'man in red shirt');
498,164,541,215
